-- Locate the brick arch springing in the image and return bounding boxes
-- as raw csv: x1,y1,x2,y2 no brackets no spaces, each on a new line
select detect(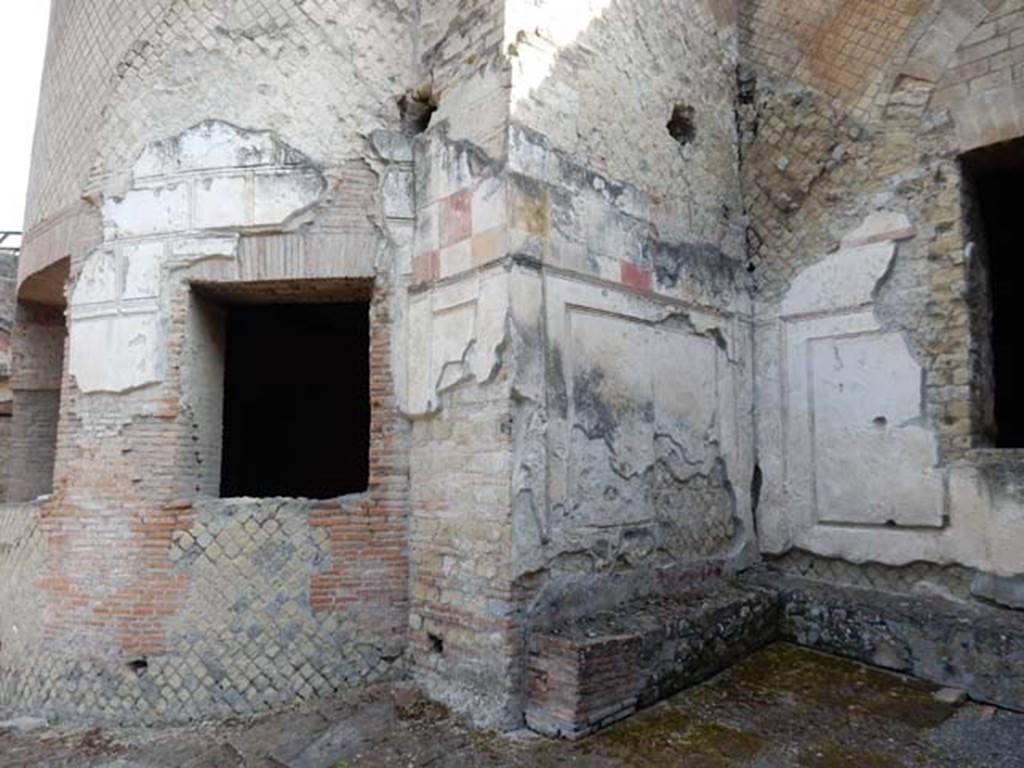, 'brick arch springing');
879,0,1024,150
